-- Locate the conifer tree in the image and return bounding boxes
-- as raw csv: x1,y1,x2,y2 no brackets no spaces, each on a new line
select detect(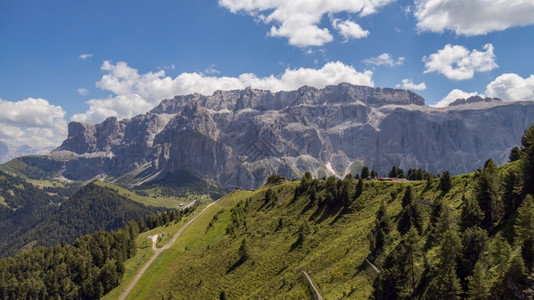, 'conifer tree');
460,226,488,281
515,195,534,262
521,123,534,195
509,146,521,162
467,261,490,300
438,230,462,297
508,253,527,285
489,233,512,280
404,228,422,294
401,185,413,208
398,202,423,235
425,230,462,299
354,178,363,199
461,195,484,230
372,200,391,254
361,166,370,179
475,159,502,229
502,167,523,216
440,171,452,192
